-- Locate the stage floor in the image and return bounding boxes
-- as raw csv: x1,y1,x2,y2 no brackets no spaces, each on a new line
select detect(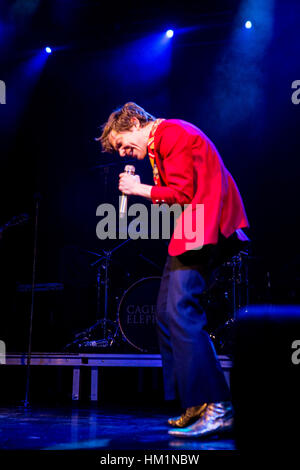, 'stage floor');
0,404,236,453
